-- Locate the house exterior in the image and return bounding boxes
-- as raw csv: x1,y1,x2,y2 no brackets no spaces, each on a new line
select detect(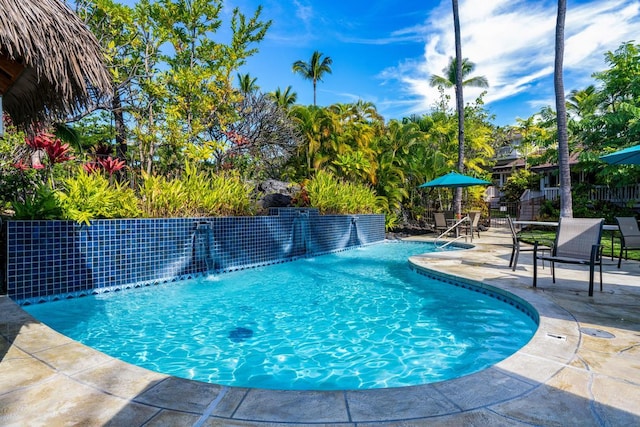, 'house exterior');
490,146,640,219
